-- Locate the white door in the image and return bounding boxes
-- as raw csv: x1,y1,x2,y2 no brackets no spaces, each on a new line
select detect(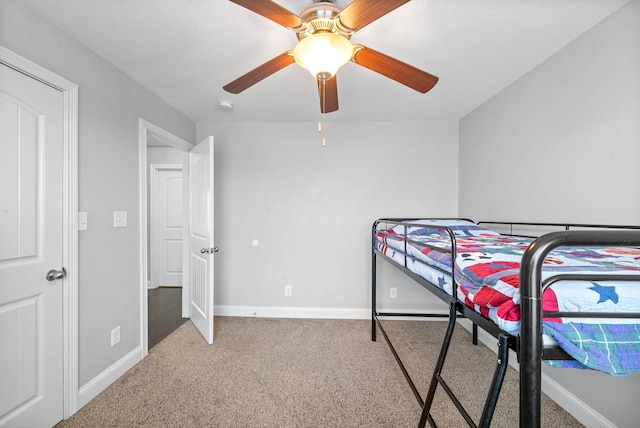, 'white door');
151,166,183,287
0,63,65,426
188,137,215,344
